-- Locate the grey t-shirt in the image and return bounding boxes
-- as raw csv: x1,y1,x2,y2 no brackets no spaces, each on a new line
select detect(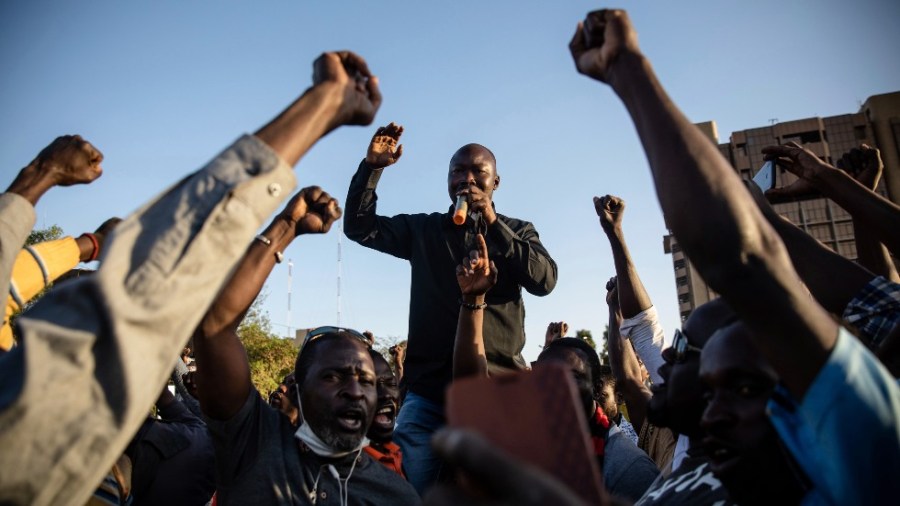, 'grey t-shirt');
604,425,661,503
205,389,420,505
